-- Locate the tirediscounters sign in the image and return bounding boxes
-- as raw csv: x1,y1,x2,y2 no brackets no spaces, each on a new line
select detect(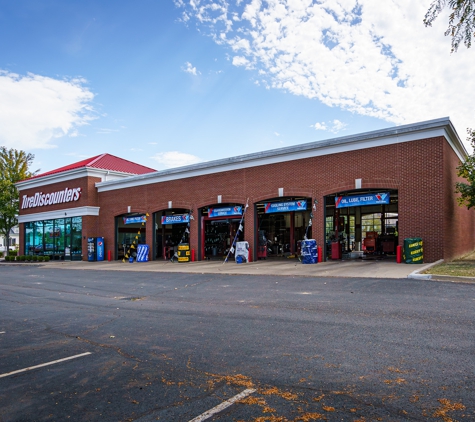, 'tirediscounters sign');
335,192,390,209
21,187,82,209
